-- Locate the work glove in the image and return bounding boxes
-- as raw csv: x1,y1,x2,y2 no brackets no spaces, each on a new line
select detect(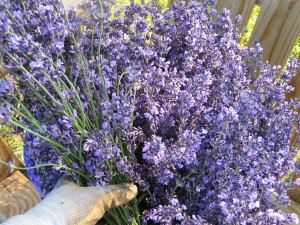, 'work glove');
2,176,138,225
